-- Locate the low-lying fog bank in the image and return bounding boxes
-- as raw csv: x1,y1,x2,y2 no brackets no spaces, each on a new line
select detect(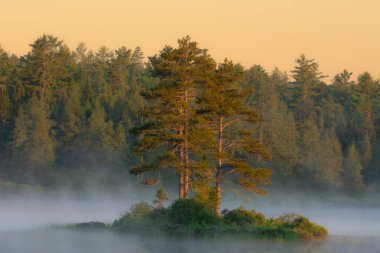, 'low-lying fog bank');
1,229,380,253
222,190,380,237
0,188,379,238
